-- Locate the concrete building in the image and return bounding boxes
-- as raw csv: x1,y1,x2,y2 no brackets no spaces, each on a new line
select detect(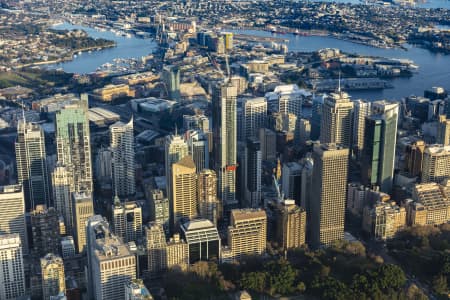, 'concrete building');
166,234,189,271
320,91,354,148
270,112,297,133
311,143,349,248
227,209,267,260
15,120,50,210
244,138,262,208
0,234,25,300
125,279,153,300
361,101,399,193
31,205,61,257
412,182,450,225
282,162,302,203
165,134,189,213
61,236,76,259
0,185,28,253
405,200,428,226
437,115,450,146
186,130,209,172
183,114,209,133
198,169,219,226
352,100,371,159
92,84,134,102
299,118,311,145
276,200,306,250
362,202,406,240
41,253,65,300
171,156,198,231
145,223,168,278
112,200,143,243
55,95,92,195
86,216,136,300
72,192,94,253
110,118,136,198
404,140,426,177
243,98,267,141
52,164,73,234
213,82,238,208
311,95,325,141
148,189,170,235
259,128,277,161
181,219,220,264
422,145,450,183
